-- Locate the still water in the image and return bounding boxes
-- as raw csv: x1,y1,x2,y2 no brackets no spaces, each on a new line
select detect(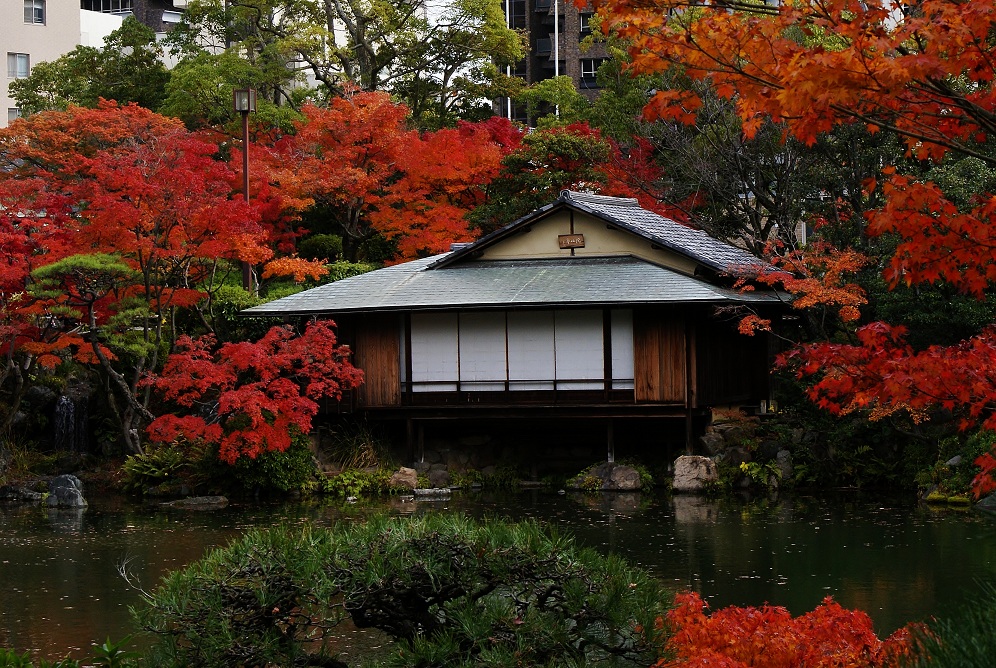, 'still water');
2,490,995,661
